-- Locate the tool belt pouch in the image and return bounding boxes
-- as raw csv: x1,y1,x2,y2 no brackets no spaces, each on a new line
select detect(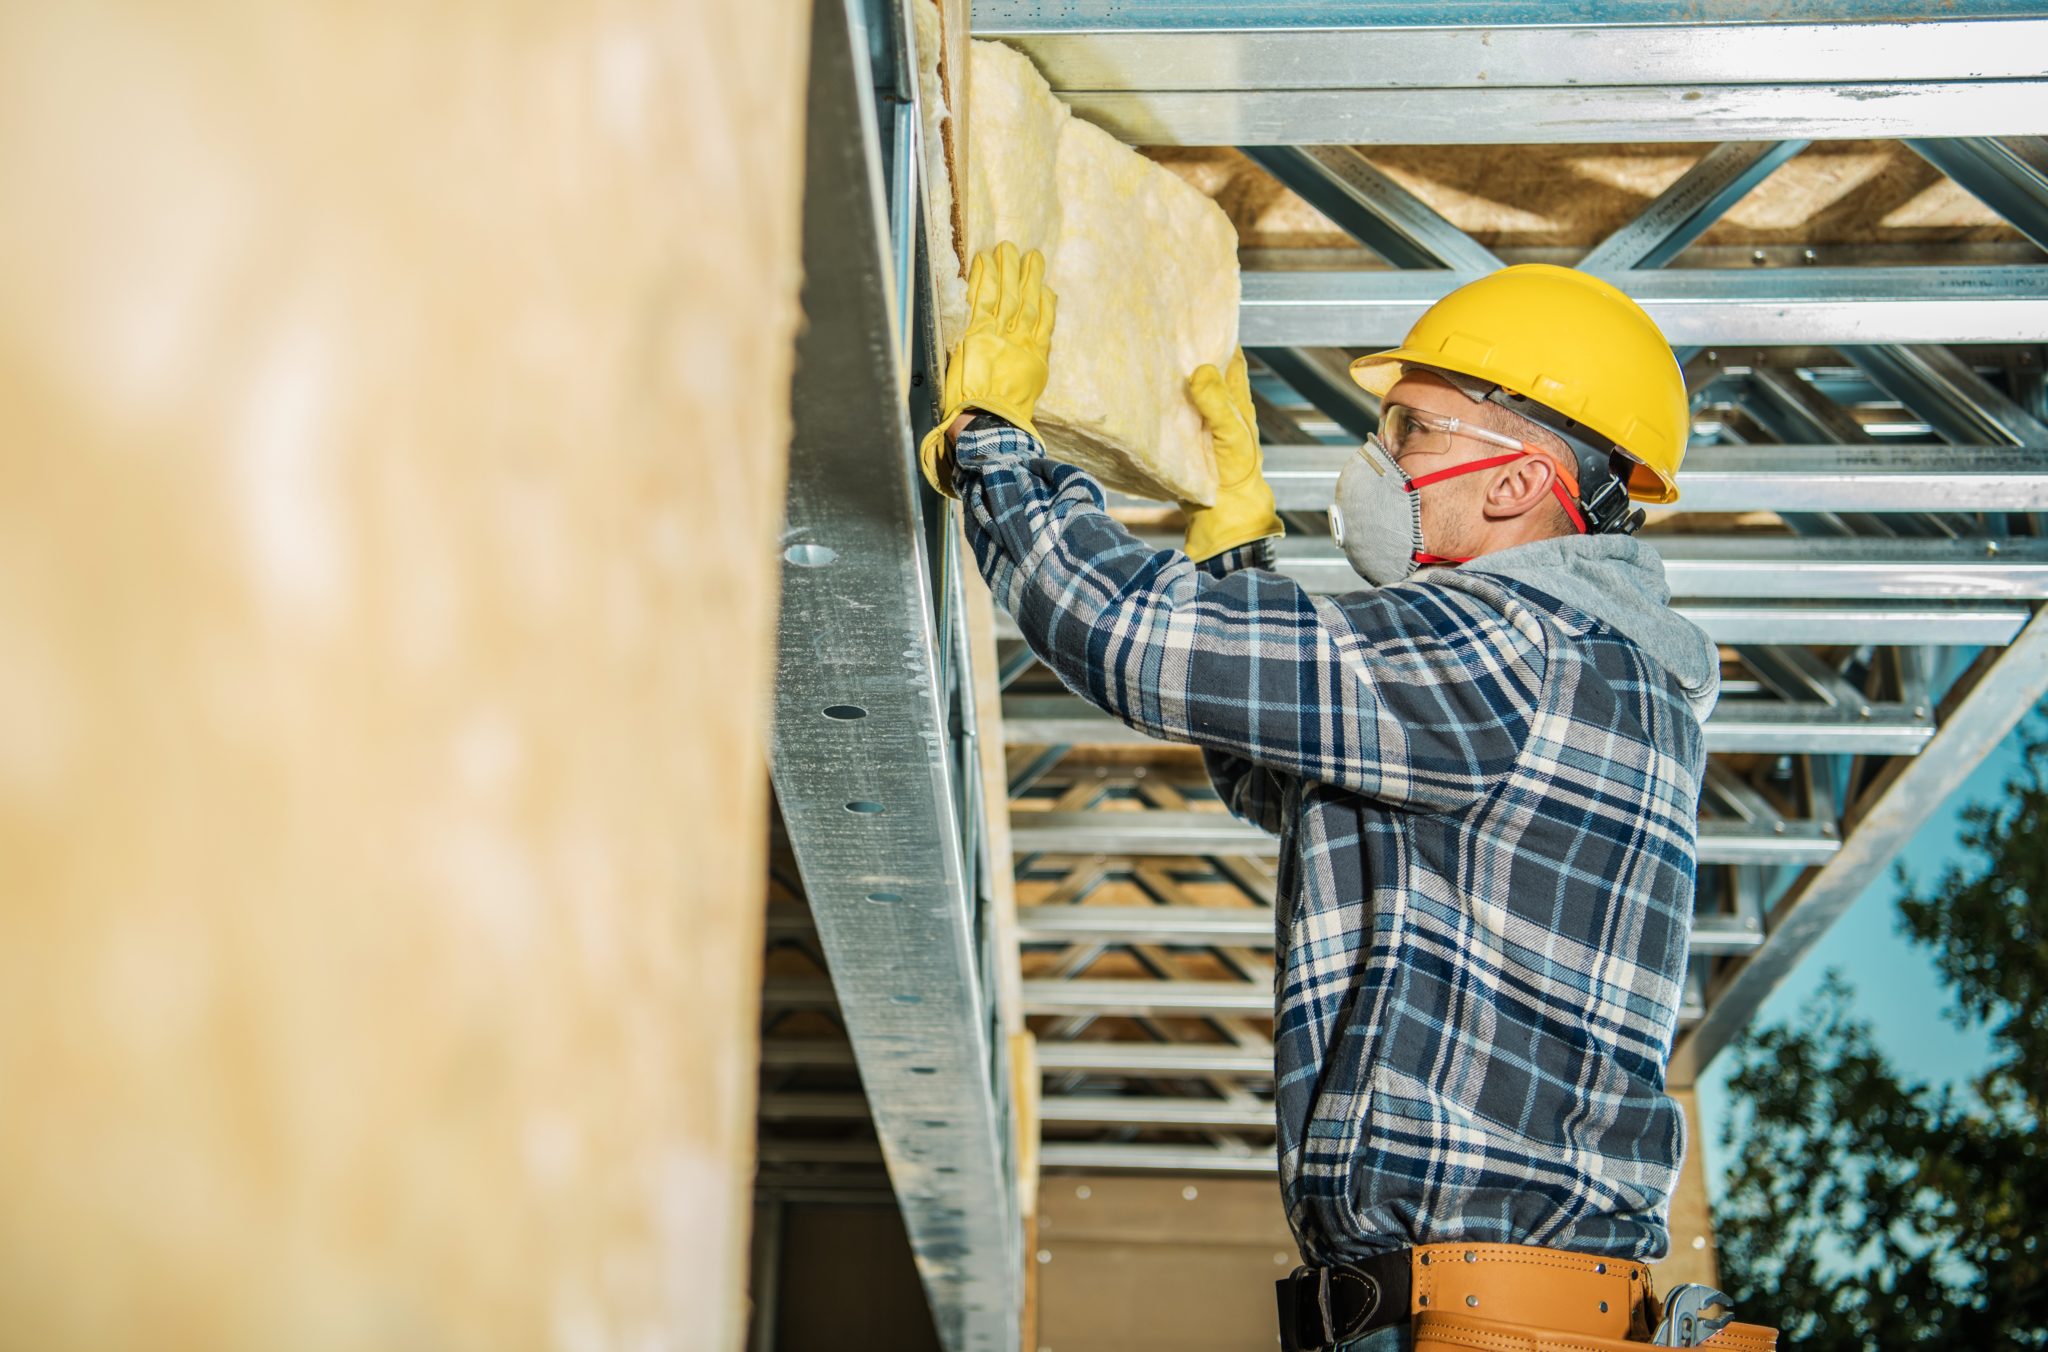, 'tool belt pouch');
1413,1311,1779,1352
